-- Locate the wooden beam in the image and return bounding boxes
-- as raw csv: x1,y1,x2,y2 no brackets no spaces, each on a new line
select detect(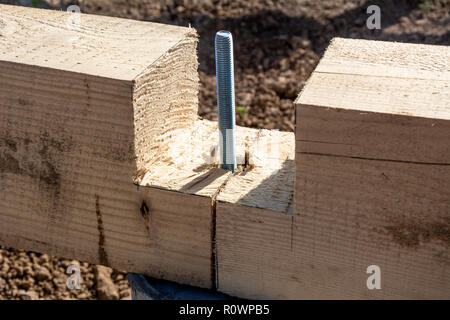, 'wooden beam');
0,4,214,288
136,119,296,290
294,38,450,299
0,6,295,291
215,128,295,296
215,38,450,299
